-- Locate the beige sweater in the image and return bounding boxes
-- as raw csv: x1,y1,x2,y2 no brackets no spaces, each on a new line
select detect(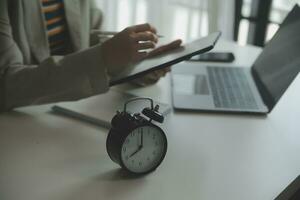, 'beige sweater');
0,0,110,111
